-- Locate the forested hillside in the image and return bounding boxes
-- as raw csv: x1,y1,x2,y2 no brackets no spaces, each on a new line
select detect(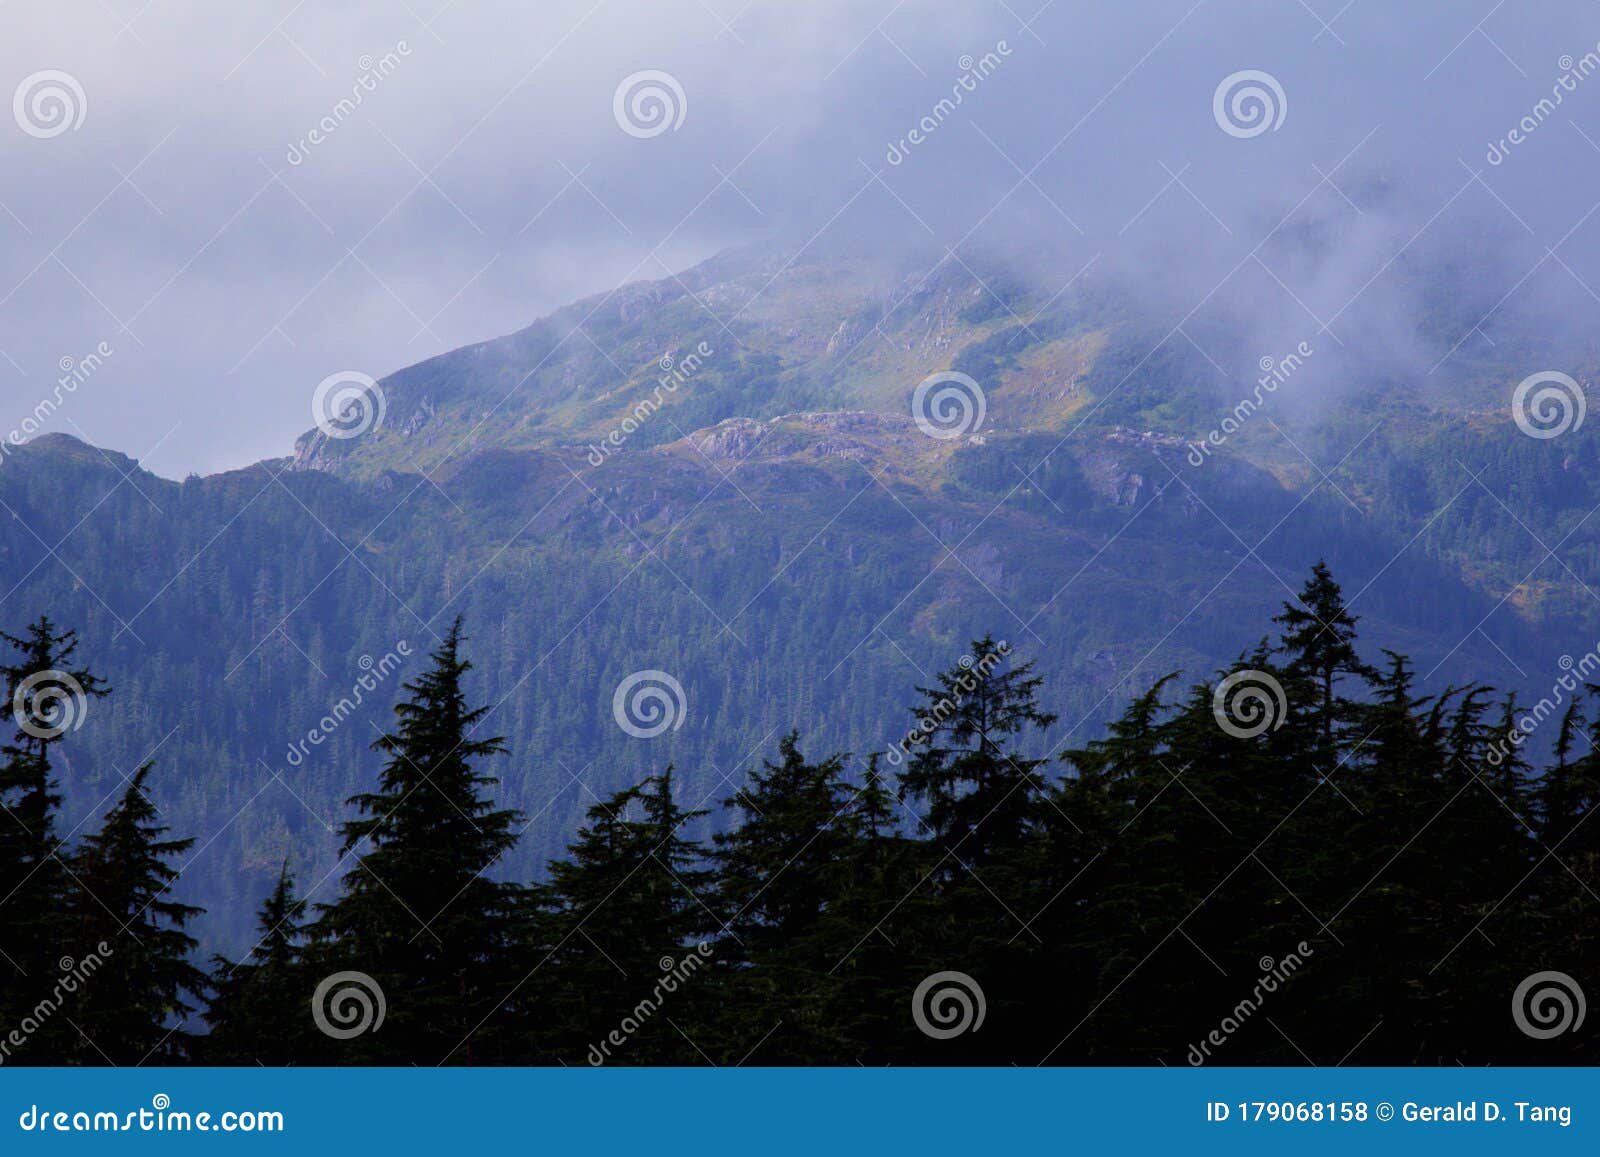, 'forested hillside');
1,567,1595,1065
1,248,1597,963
